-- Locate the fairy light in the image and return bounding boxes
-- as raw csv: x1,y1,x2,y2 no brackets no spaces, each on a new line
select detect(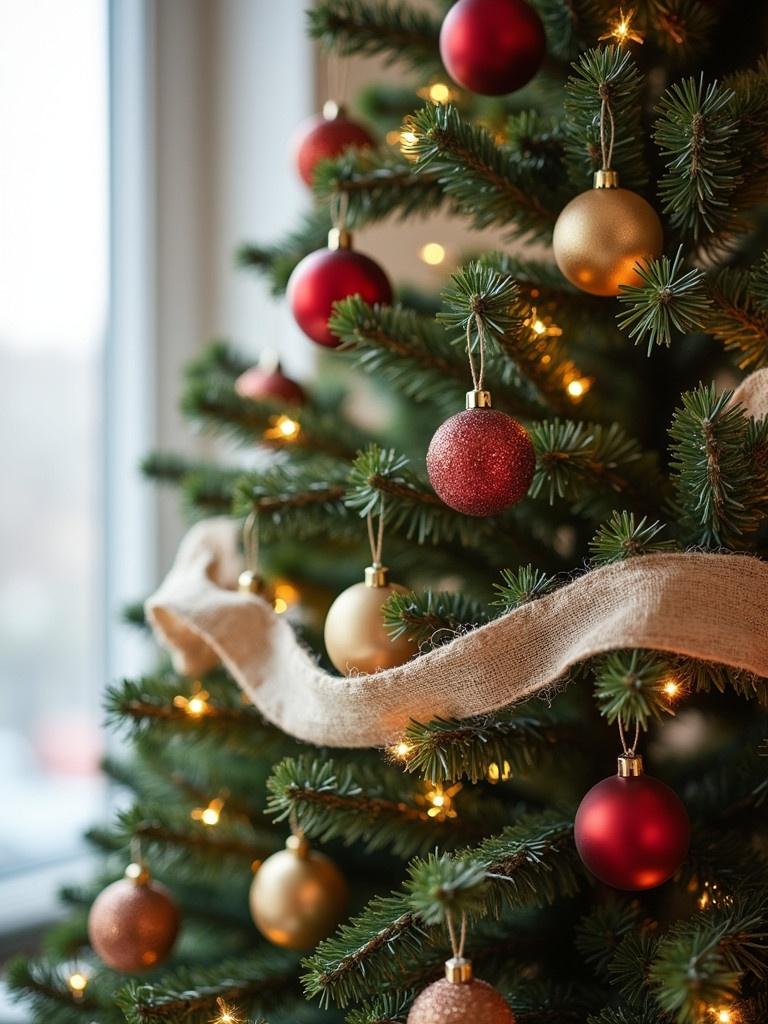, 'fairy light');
173,684,210,718
67,972,88,1000
566,377,591,399
663,679,680,698
424,782,462,820
263,414,301,442
524,307,562,340
212,998,243,1024
400,126,419,162
709,1009,737,1024
191,796,226,827
272,581,300,615
419,242,446,266
600,7,644,45
487,761,512,783
391,740,412,760
698,879,733,911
